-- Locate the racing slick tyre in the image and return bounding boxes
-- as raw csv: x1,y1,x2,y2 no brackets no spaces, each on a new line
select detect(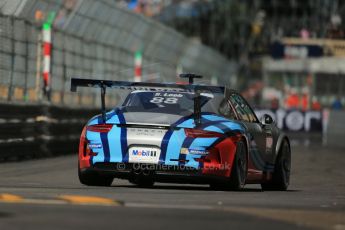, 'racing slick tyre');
228,140,247,190
78,165,113,187
261,139,291,191
210,140,247,191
